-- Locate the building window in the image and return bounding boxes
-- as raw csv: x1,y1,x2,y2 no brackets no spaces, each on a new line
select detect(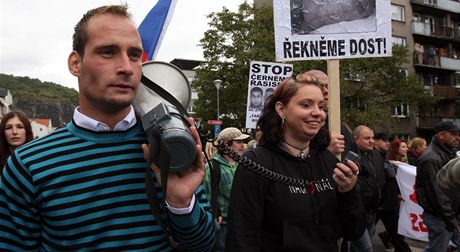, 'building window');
399,68,408,78
395,134,411,142
392,4,405,22
392,103,410,118
392,36,407,46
